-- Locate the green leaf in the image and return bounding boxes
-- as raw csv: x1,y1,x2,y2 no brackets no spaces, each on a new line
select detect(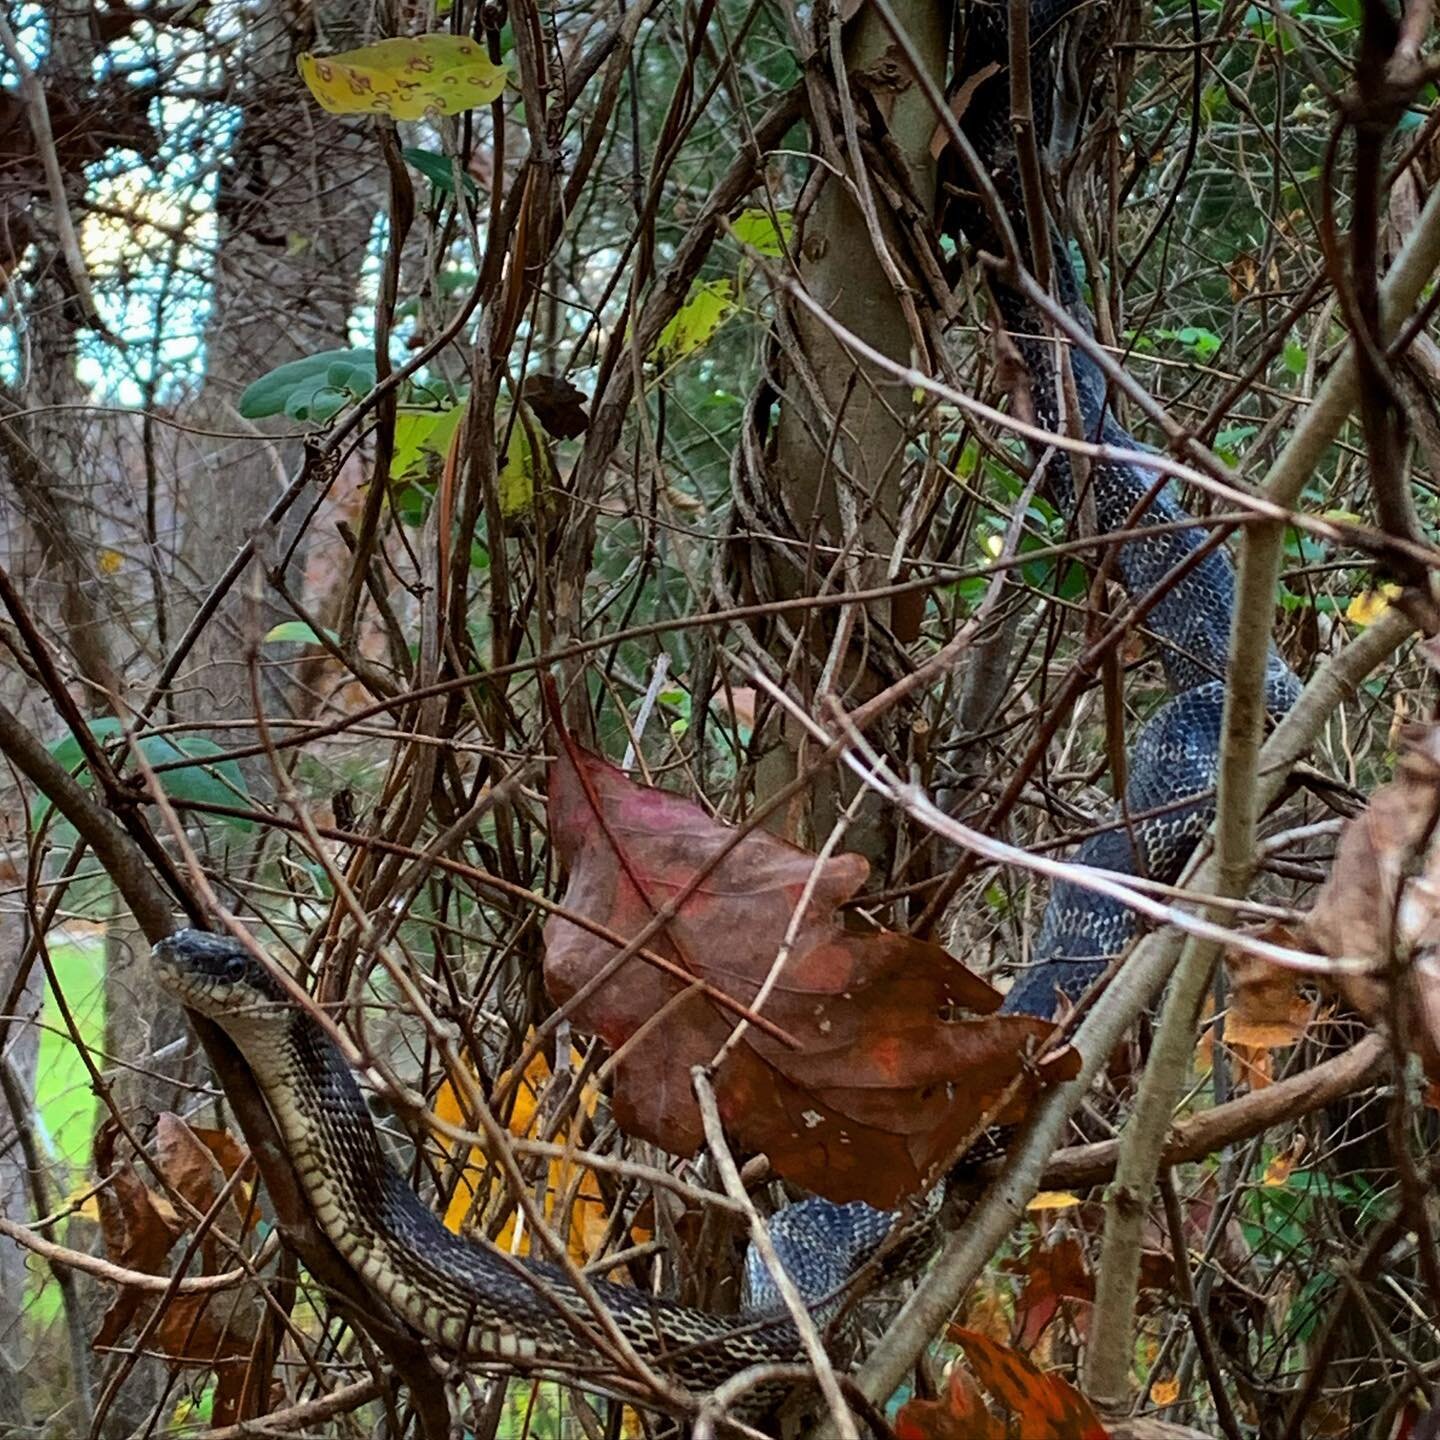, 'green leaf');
731,207,793,258
1214,423,1258,464
38,720,252,831
264,621,340,645
1173,325,1222,361
1283,340,1308,376
651,279,736,361
402,146,480,197
239,348,376,421
392,403,467,480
